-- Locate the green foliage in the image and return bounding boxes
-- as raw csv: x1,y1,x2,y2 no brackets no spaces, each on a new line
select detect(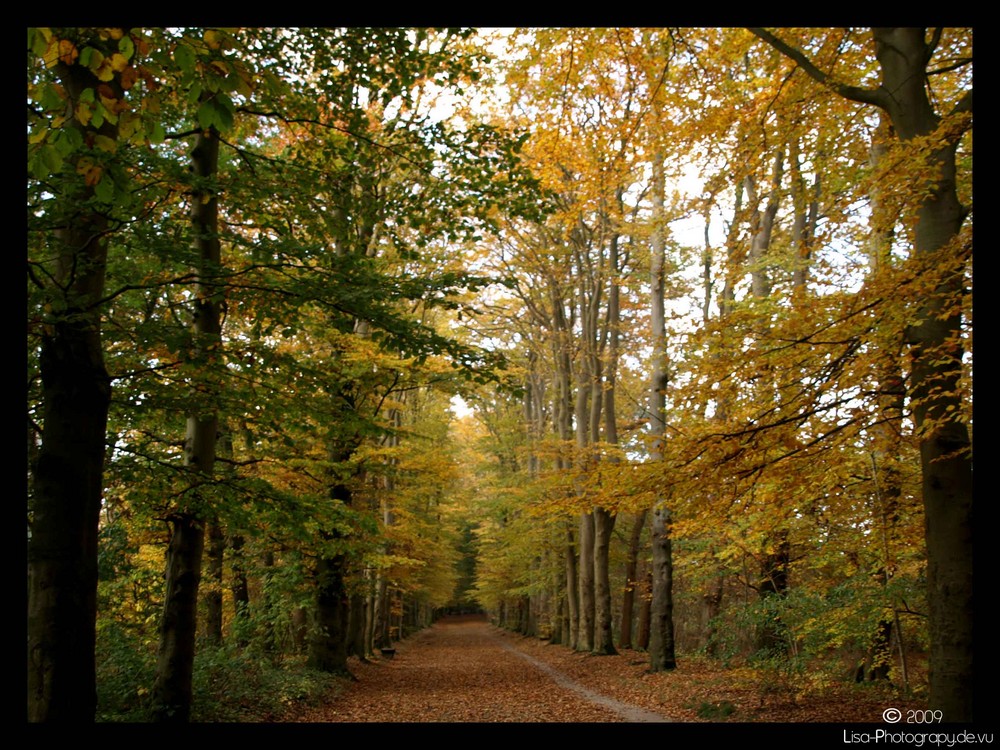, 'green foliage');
189,646,340,722
696,700,736,720
95,620,157,722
